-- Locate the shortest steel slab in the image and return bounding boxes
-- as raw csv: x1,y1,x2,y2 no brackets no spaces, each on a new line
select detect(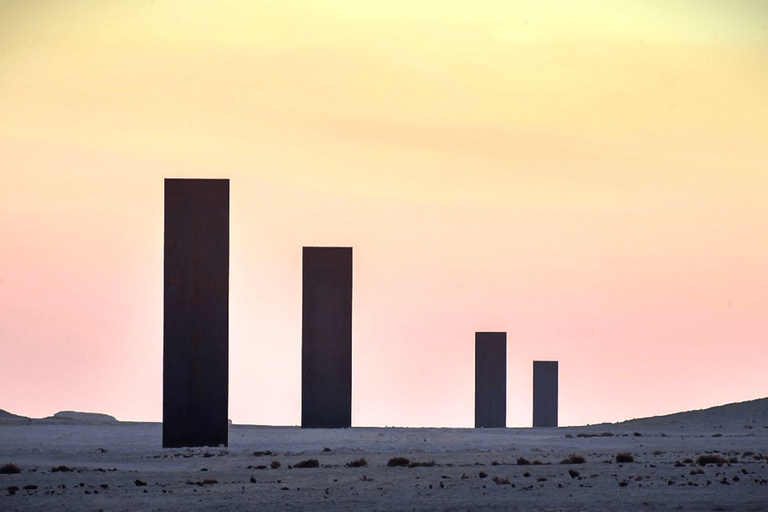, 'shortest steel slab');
475,332,506,428
533,361,558,427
